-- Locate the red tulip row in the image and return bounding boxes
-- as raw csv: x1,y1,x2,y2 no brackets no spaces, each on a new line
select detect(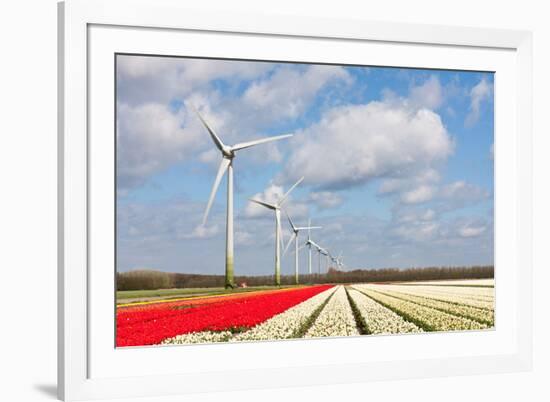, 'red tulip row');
116,285,333,347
